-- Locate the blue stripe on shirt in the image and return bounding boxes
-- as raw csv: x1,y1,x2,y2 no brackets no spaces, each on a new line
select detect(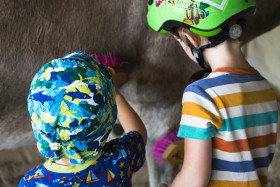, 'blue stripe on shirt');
212,153,274,172
187,73,265,92
184,73,264,104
